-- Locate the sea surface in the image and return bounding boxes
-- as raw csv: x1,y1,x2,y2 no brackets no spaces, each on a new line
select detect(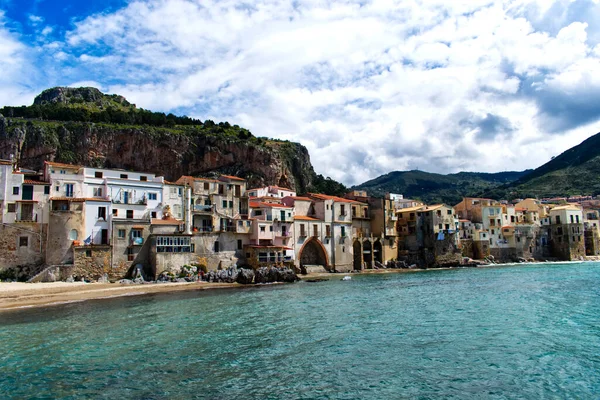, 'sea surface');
1,262,600,399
